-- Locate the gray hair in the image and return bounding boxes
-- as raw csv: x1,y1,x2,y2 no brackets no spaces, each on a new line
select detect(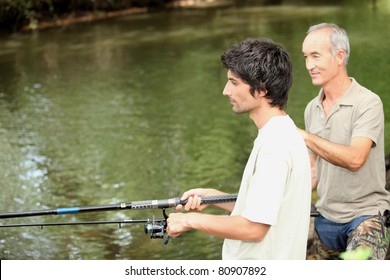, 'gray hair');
308,23,350,66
